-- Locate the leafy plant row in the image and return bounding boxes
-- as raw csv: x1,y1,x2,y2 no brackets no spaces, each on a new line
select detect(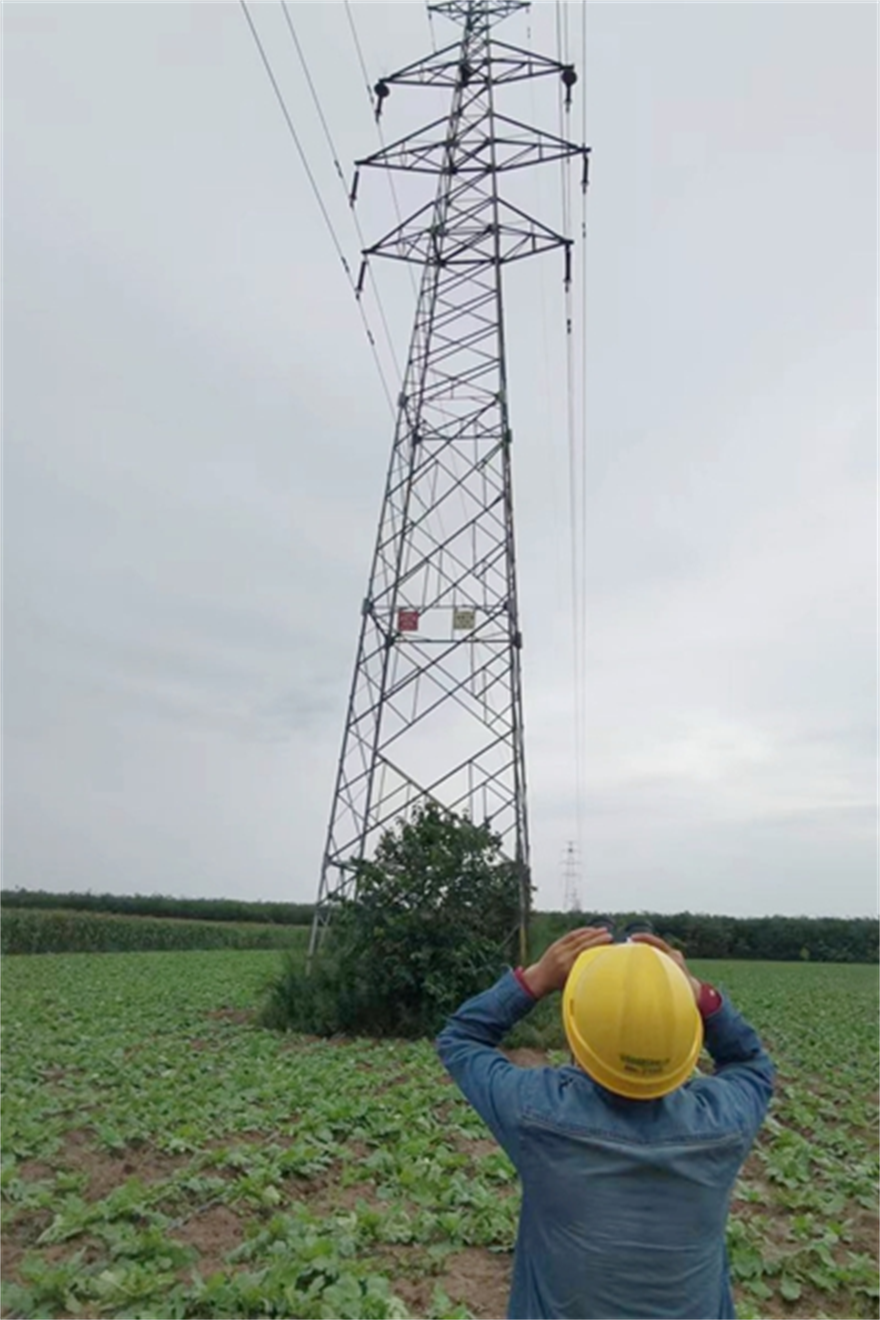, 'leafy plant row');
2,887,876,961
